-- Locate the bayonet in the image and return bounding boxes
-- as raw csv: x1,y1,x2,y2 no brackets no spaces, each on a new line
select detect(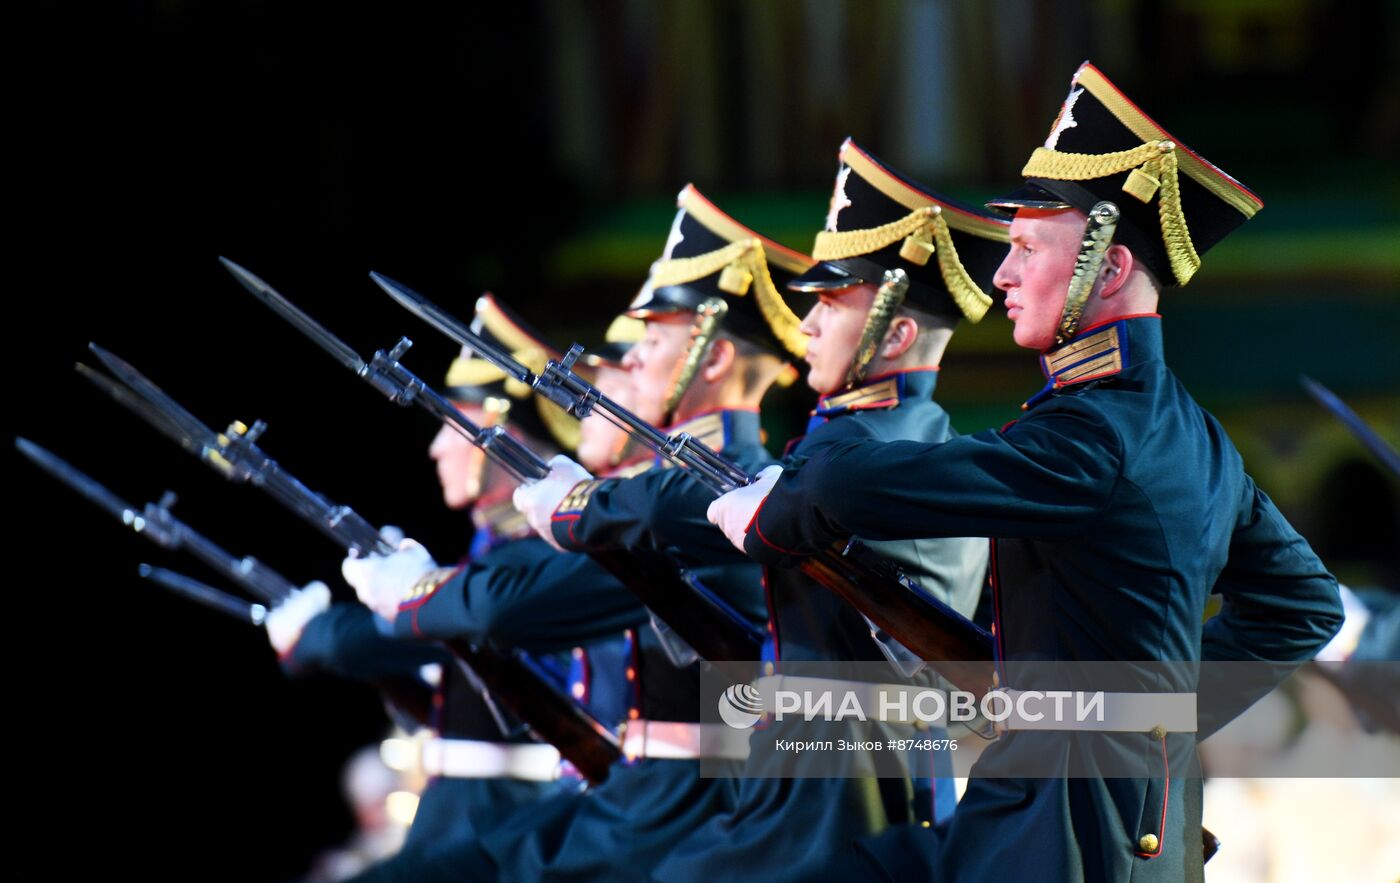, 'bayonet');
80,347,389,558
1301,375,1400,479
223,258,547,484
86,344,224,453
220,257,368,374
16,438,296,603
139,563,268,625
